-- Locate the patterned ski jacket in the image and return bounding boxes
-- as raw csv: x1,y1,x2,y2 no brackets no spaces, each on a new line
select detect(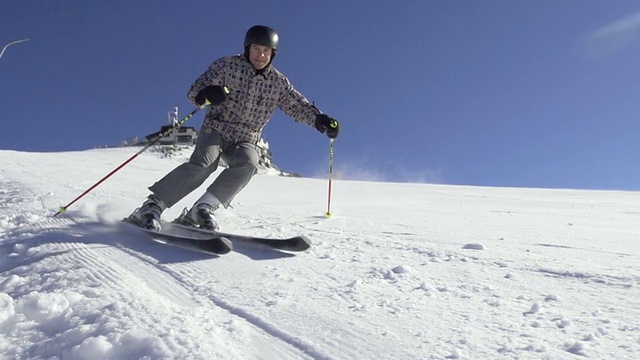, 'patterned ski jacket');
187,55,321,144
